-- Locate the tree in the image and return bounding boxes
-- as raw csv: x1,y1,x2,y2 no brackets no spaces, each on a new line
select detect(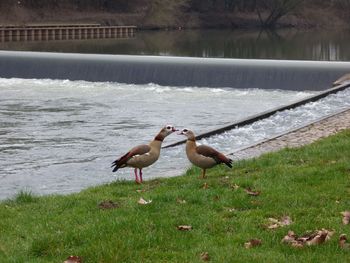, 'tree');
256,0,304,28
143,0,190,28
